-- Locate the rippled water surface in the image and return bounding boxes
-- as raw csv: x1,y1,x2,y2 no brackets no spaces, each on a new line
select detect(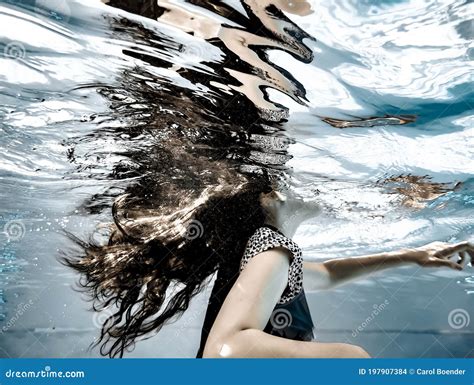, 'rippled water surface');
0,0,473,358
